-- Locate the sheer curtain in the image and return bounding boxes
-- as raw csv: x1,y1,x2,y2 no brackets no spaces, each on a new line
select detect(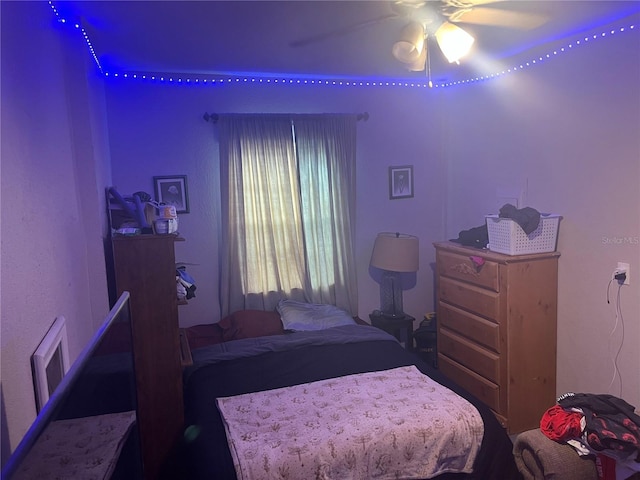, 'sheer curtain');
218,114,358,316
